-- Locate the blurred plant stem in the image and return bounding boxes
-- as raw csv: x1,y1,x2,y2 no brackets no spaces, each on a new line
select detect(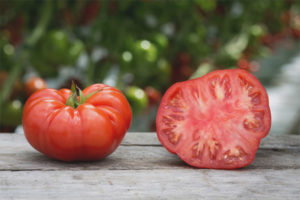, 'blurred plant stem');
0,0,52,108
85,0,108,85
86,52,95,86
